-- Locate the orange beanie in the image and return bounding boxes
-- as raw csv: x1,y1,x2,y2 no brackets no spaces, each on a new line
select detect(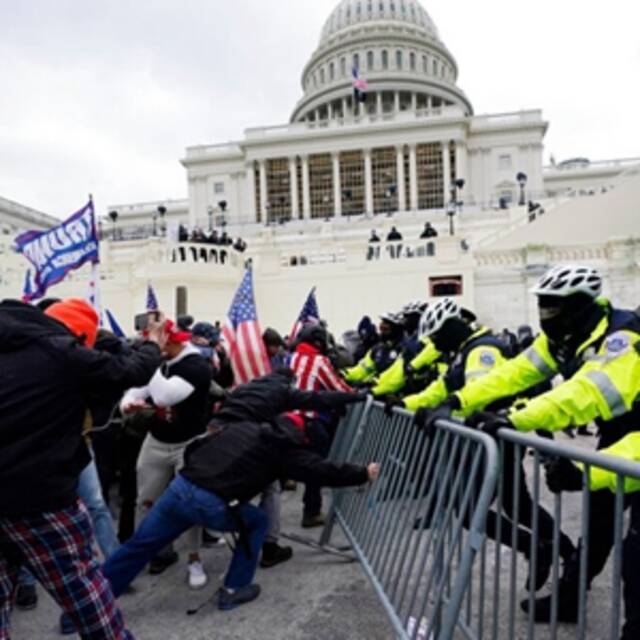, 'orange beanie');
45,298,99,348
